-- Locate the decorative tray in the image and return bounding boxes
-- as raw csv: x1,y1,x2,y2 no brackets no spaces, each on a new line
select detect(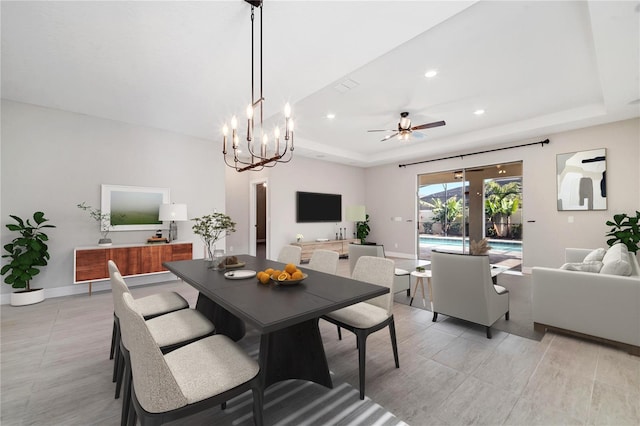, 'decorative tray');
224,270,256,280
224,262,246,269
270,273,308,286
